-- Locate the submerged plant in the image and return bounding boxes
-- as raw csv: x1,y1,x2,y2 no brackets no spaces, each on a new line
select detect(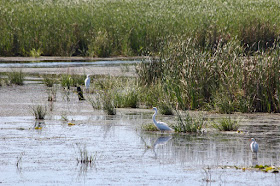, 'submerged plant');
212,117,239,131
31,104,47,119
